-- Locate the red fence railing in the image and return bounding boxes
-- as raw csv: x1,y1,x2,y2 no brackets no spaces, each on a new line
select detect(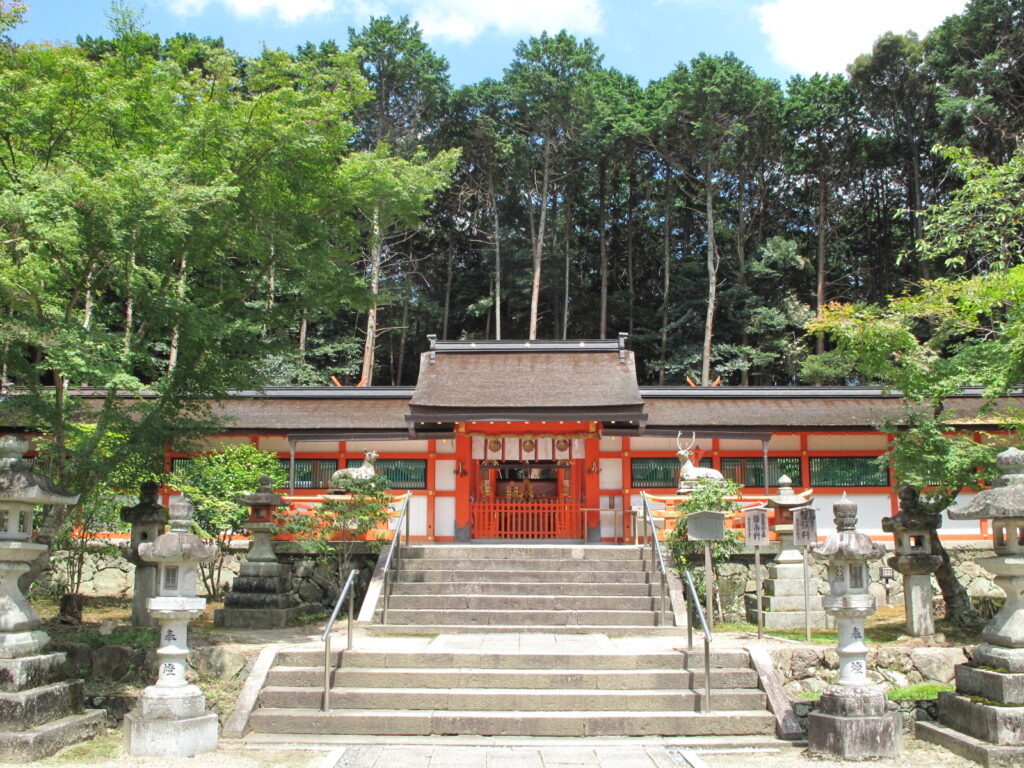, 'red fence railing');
470,499,583,539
